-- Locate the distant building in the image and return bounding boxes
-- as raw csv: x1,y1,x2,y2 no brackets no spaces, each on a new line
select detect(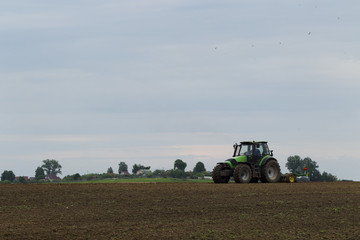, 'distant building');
120,171,130,175
45,174,60,181
15,176,29,181
136,169,152,176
